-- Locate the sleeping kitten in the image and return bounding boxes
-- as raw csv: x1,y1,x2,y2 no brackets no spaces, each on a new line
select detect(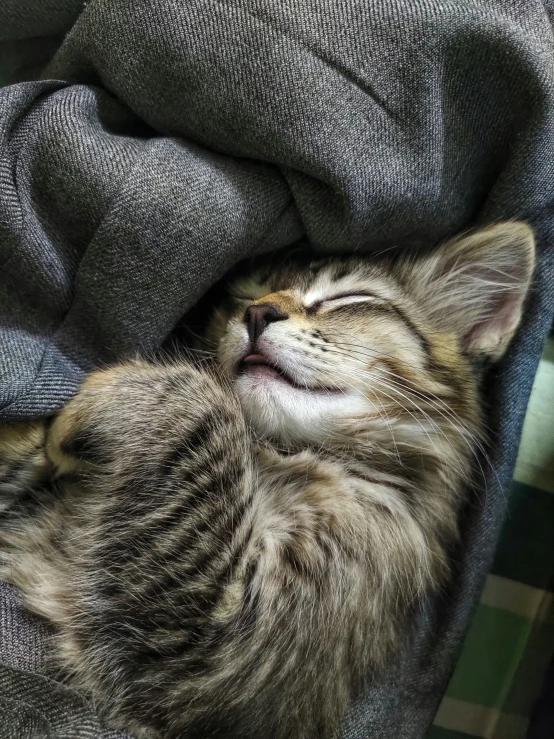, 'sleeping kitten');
0,223,534,739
